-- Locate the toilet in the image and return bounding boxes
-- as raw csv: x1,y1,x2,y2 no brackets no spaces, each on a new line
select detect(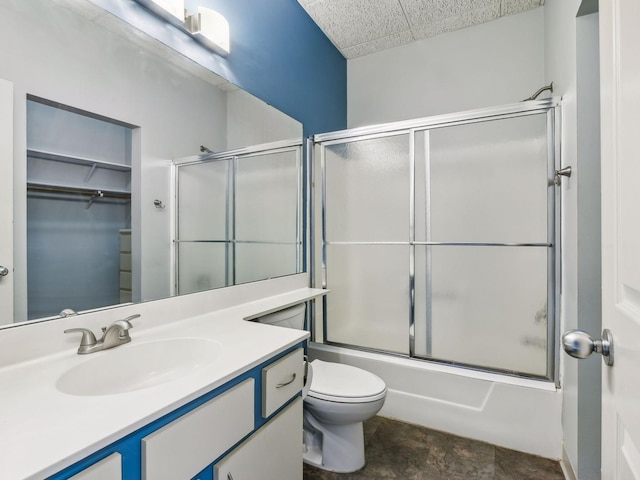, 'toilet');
257,304,387,473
